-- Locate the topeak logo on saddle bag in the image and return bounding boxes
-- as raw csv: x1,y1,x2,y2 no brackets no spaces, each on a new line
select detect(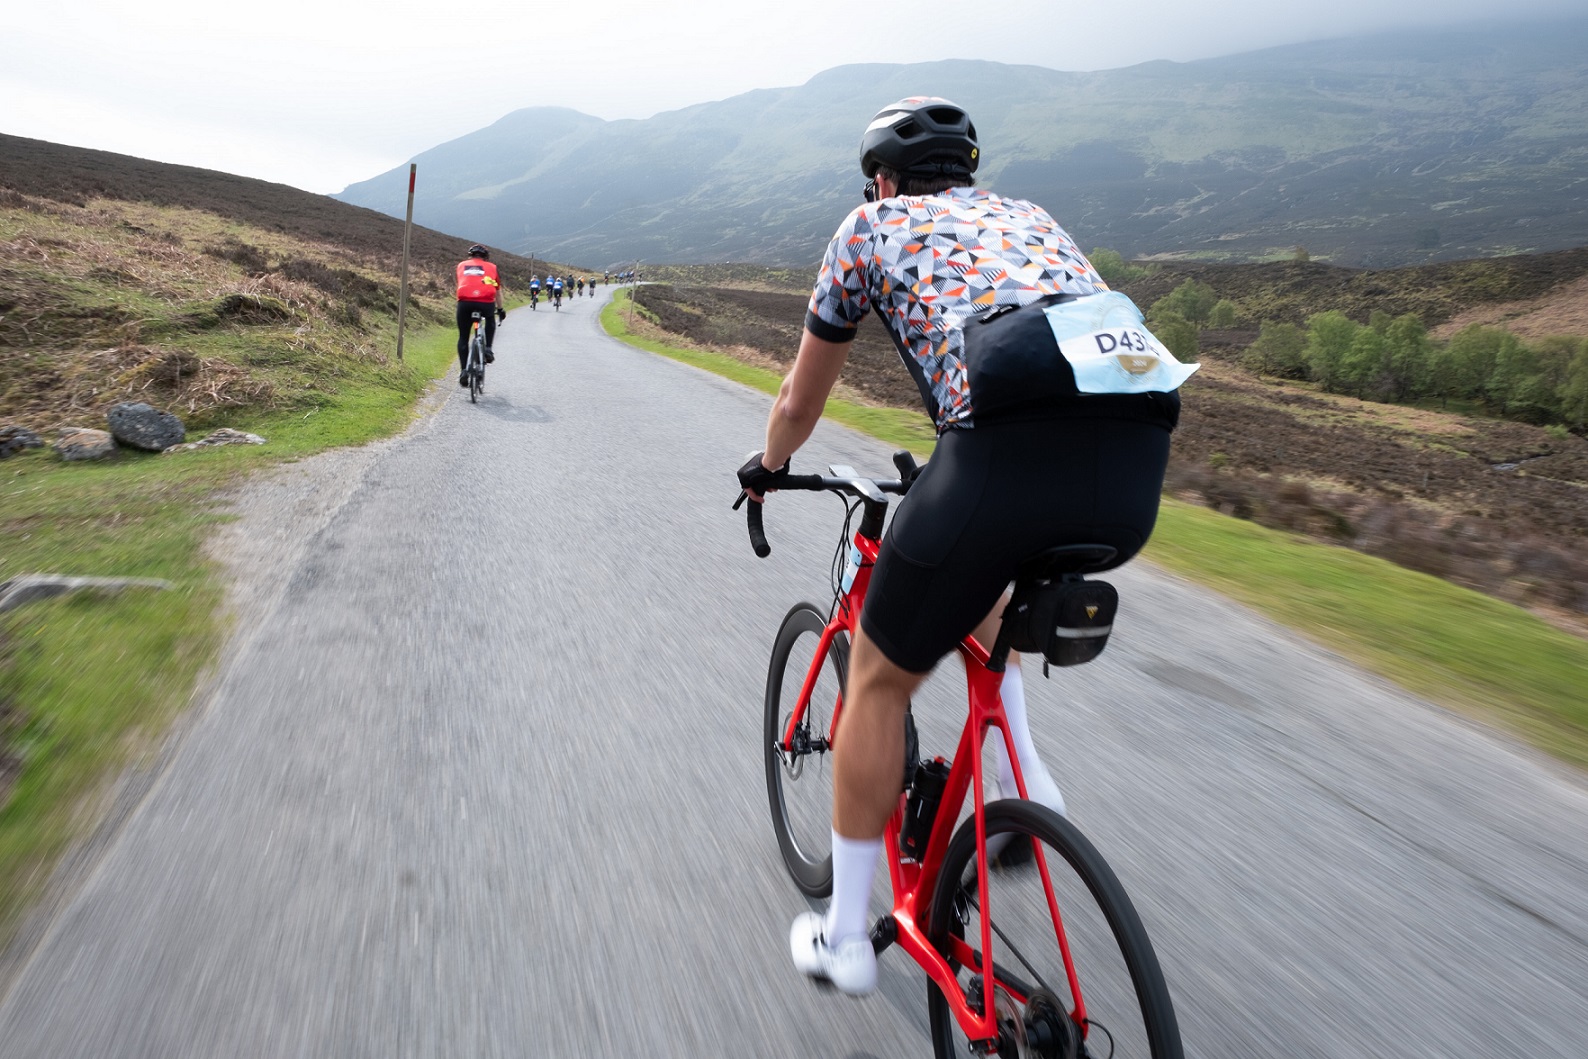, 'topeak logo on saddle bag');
1004,576,1119,668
